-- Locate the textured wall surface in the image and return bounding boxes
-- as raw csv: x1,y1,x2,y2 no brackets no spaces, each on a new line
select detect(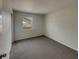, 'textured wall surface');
0,11,12,59
14,11,44,41
44,5,78,51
